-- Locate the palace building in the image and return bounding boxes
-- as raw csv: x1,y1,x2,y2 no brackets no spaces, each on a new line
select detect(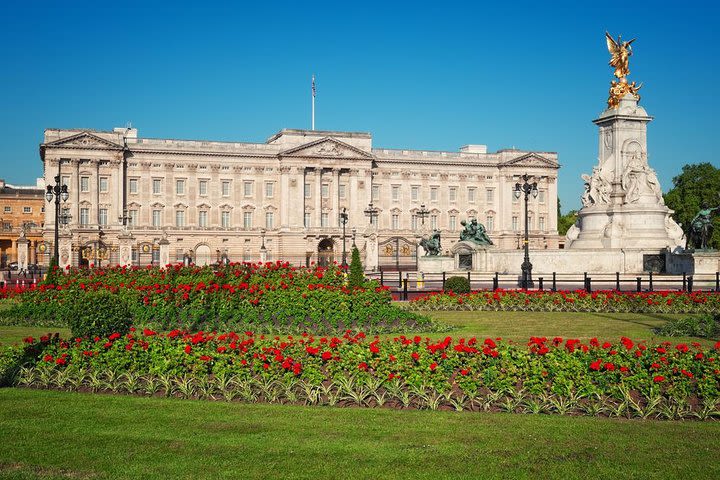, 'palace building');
0,178,46,268
39,127,560,270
